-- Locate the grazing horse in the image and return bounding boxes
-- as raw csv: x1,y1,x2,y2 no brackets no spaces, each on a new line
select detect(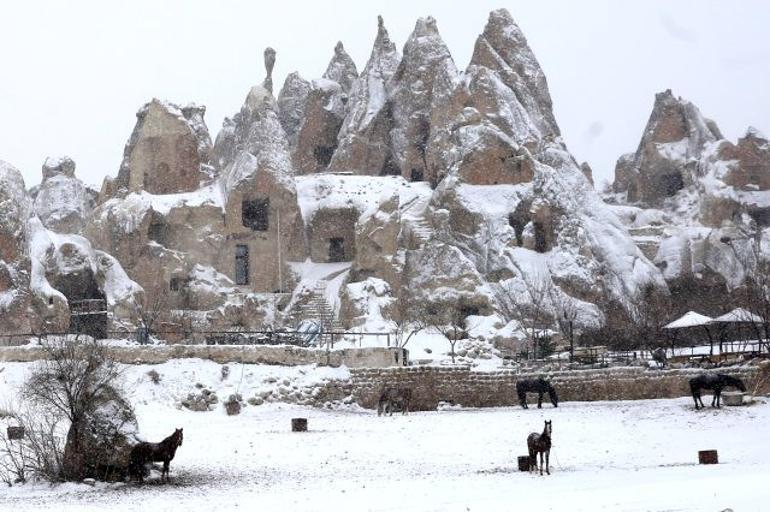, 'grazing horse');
129,428,184,483
651,347,667,368
689,374,746,410
377,387,412,416
516,378,558,409
527,420,553,475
